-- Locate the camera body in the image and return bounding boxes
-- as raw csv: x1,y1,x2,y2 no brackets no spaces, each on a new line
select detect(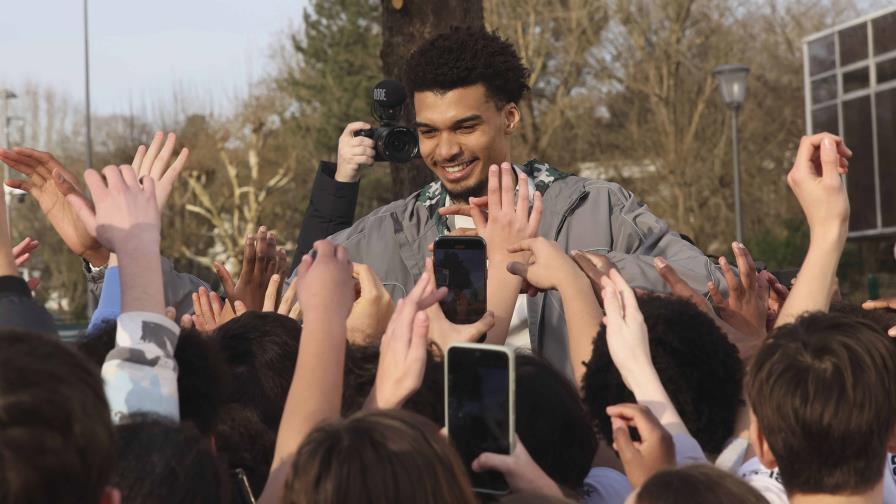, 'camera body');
352,80,419,164
353,126,419,163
